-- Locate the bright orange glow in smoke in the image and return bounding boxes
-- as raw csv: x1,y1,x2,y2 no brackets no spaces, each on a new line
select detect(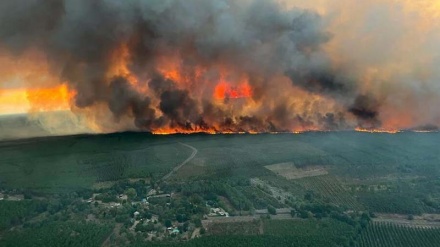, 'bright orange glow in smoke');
26,84,75,112
0,88,29,114
214,81,252,99
0,49,76,114
107,44,144,91
156,55,193,86
0,84,74,114
162,69,182,82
